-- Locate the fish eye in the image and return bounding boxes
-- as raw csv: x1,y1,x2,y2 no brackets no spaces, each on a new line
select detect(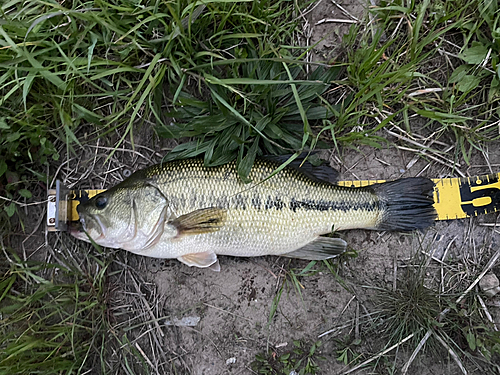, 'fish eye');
95,196,108,210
